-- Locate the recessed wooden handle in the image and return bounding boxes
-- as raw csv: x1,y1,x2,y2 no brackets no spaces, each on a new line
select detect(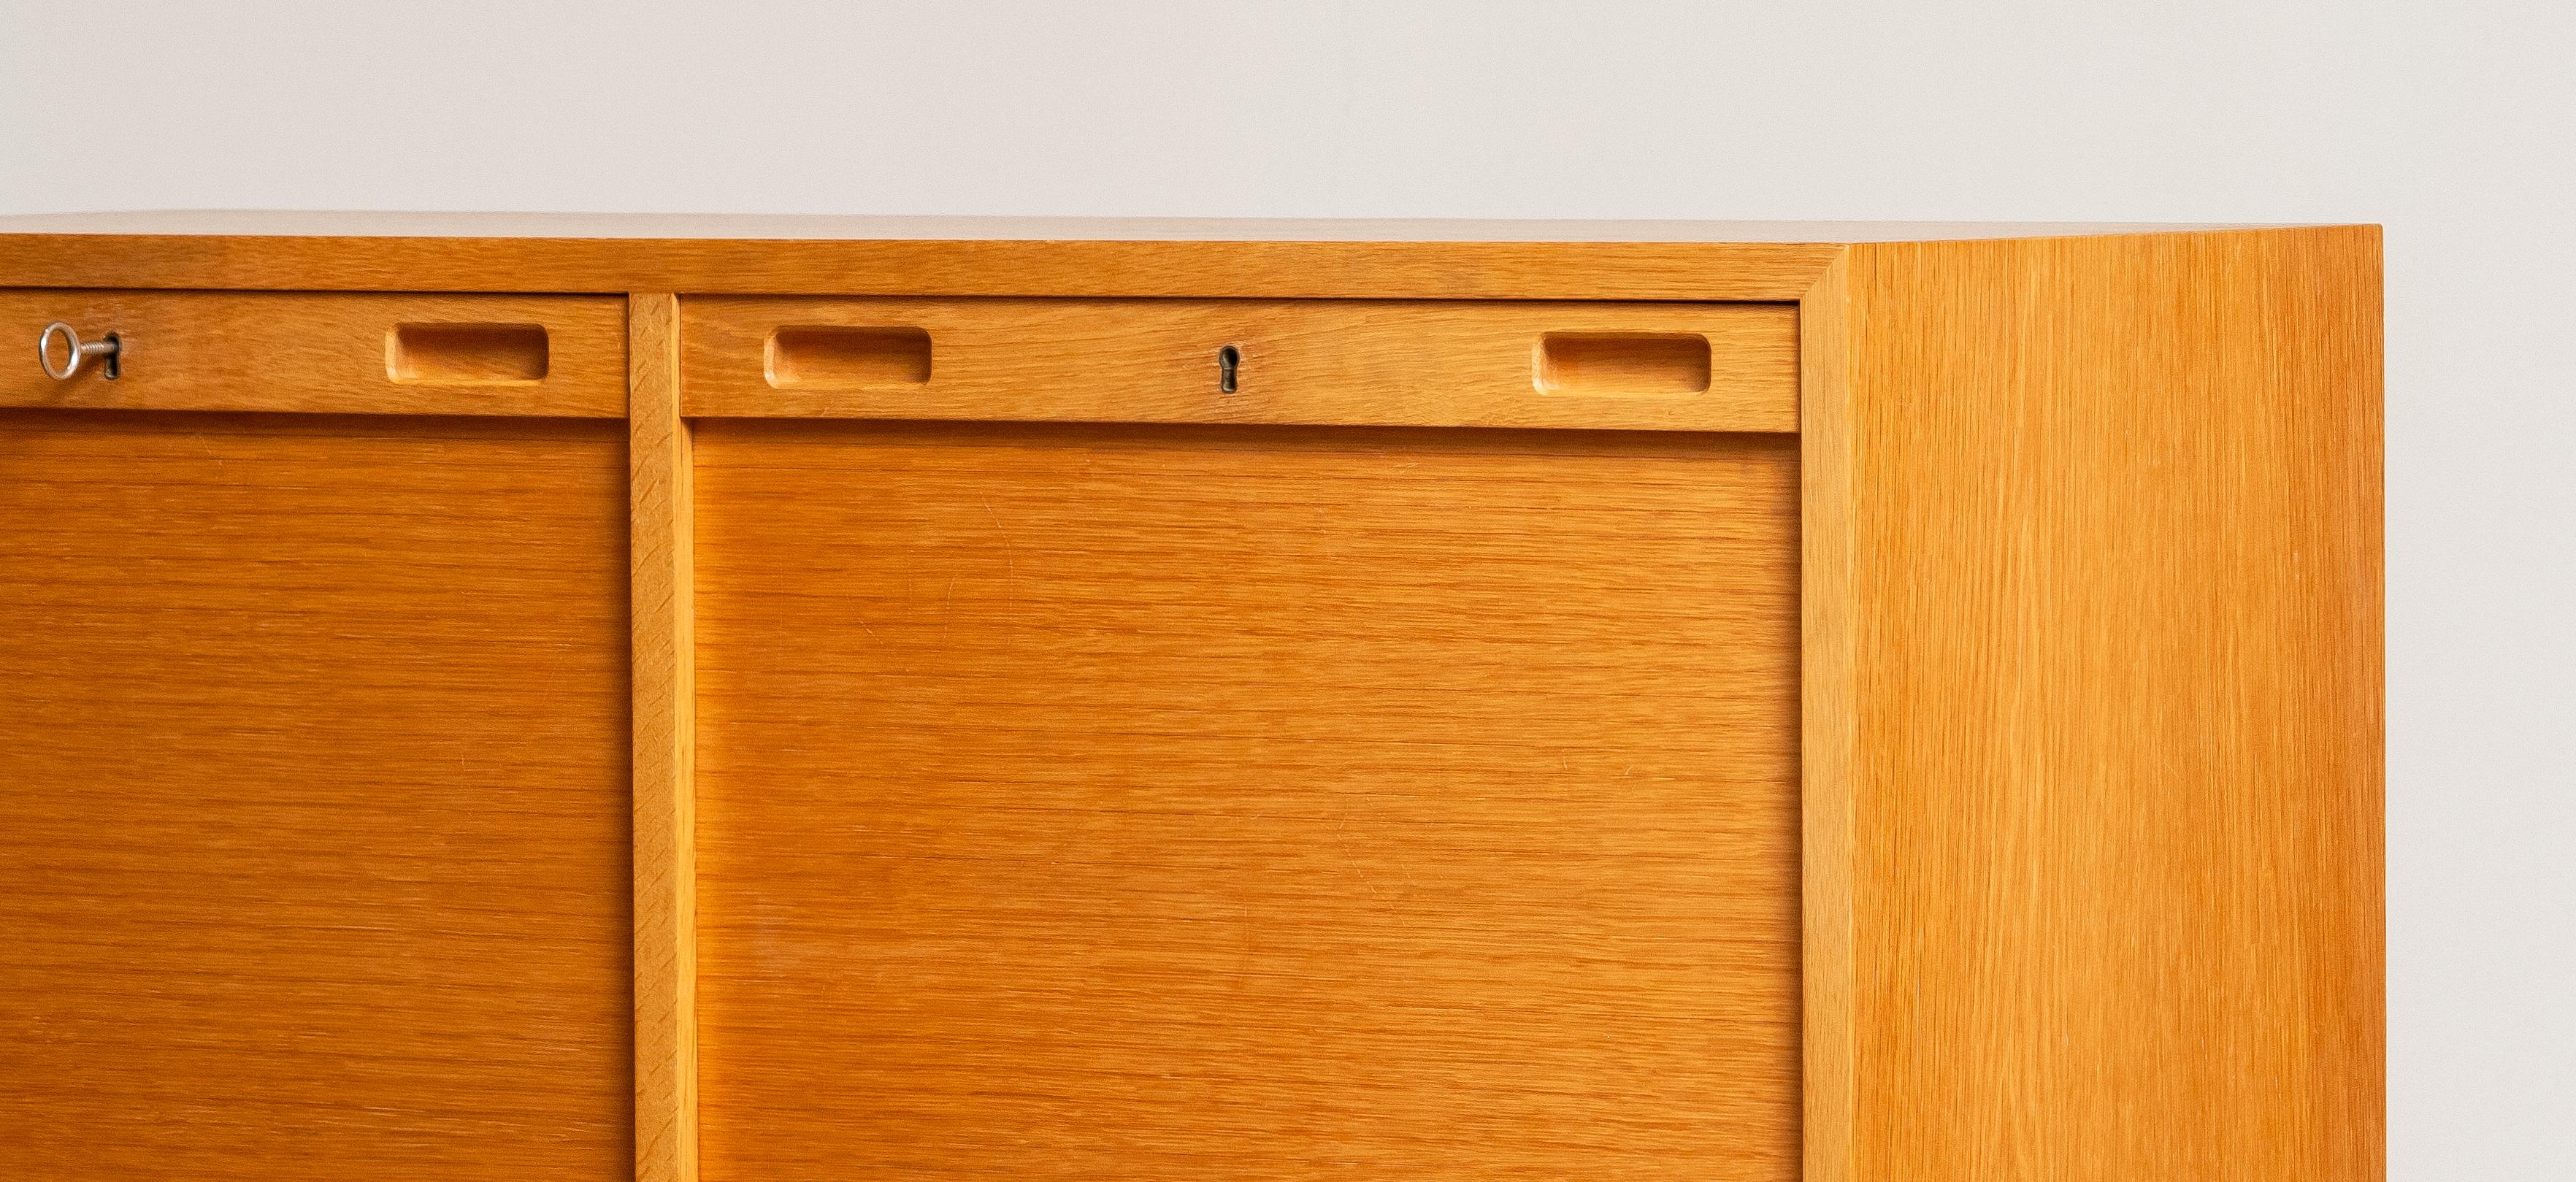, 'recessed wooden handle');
1536,332,1711,396
387,323,550,385
767,326,932,388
